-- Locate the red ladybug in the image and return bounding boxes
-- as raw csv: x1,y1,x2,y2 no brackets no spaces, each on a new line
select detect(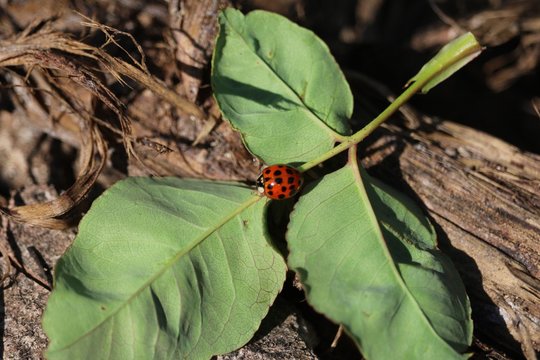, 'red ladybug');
257,165,303,200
